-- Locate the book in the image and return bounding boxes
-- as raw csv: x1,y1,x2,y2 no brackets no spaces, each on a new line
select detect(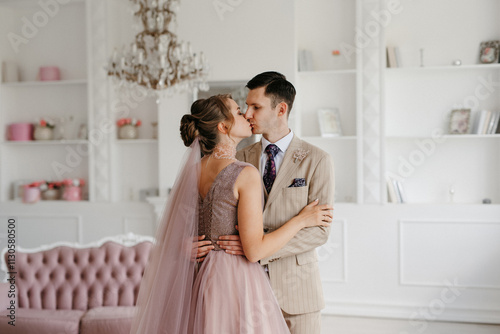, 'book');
387,177,398,203
386,47,398,68
470,110,481,134
394,47,402,67
392,178,402,203
395,179,406,203
481,110,492,134
487,111,499,134
474,110,490,134
298,49,313,71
